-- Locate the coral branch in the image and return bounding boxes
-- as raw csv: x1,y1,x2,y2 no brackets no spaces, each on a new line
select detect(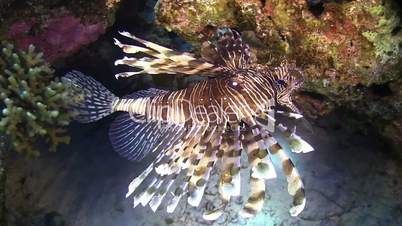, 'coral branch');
0,41,72,157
